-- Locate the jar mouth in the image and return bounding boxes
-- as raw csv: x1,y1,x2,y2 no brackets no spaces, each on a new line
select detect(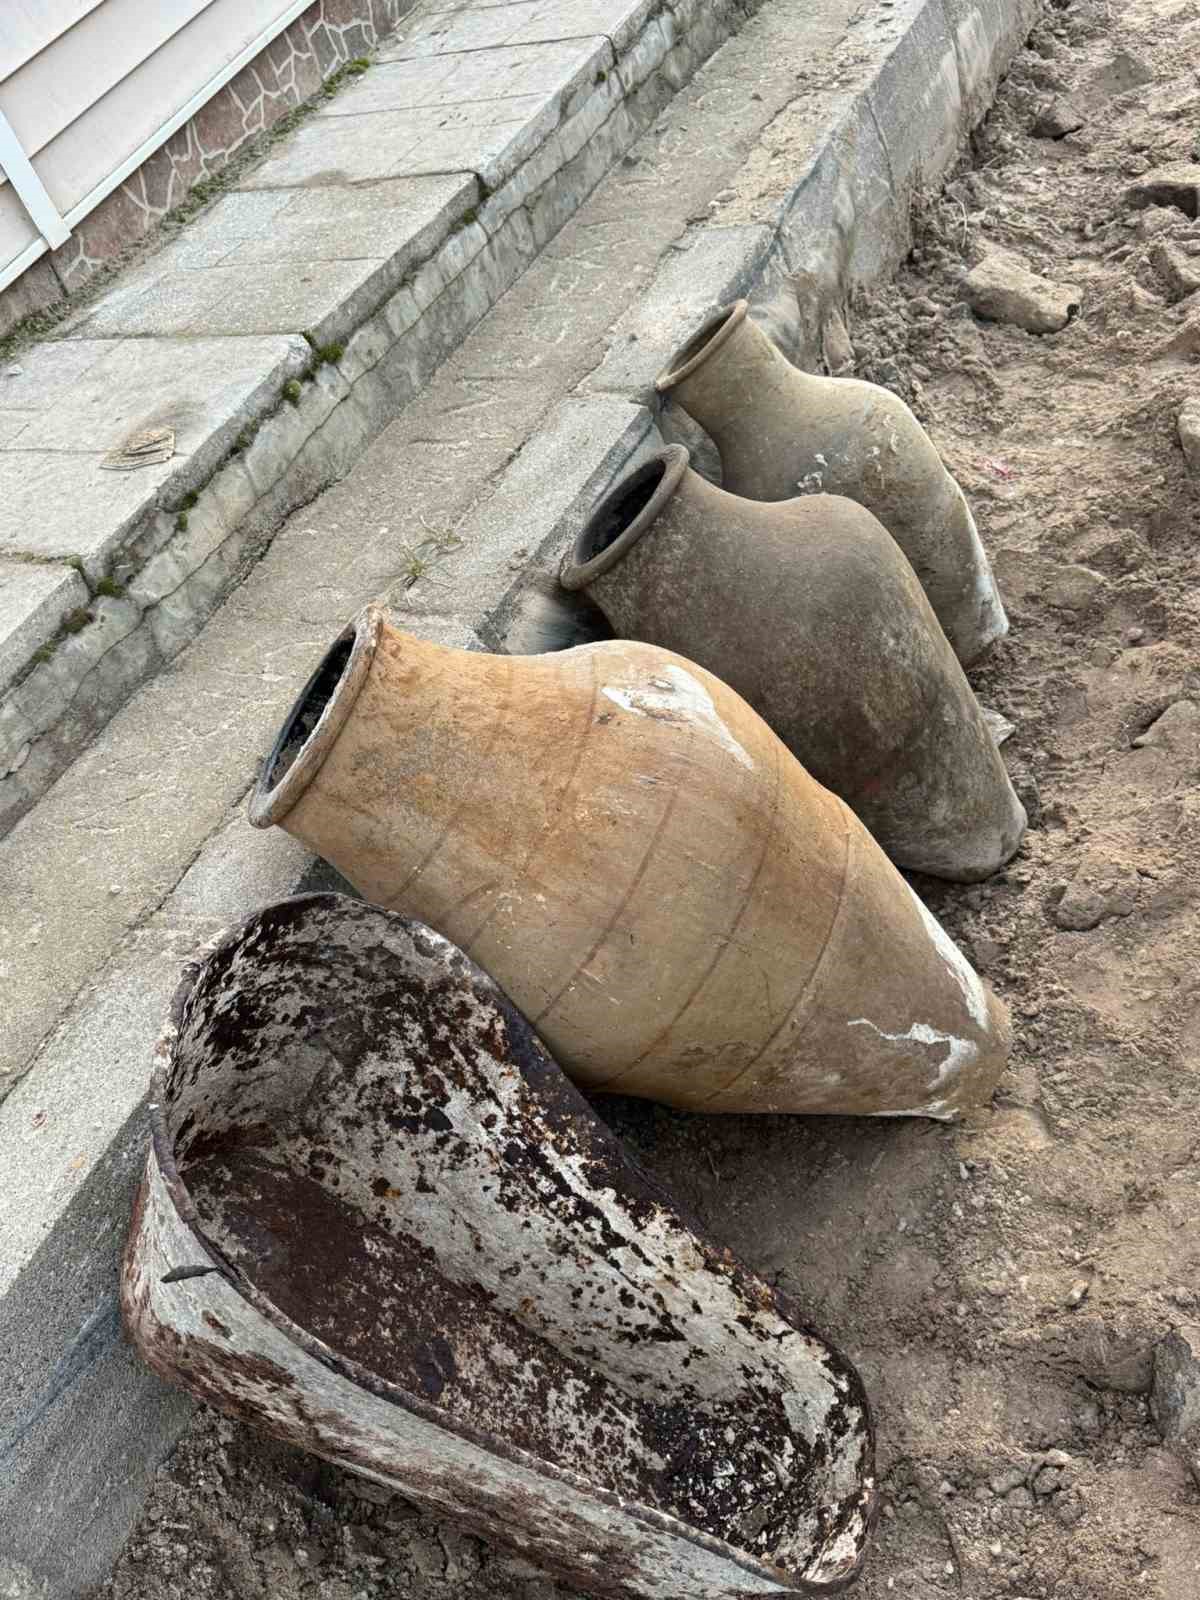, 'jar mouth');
560,446,689,590
248,604,382,829
656,300,749,394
